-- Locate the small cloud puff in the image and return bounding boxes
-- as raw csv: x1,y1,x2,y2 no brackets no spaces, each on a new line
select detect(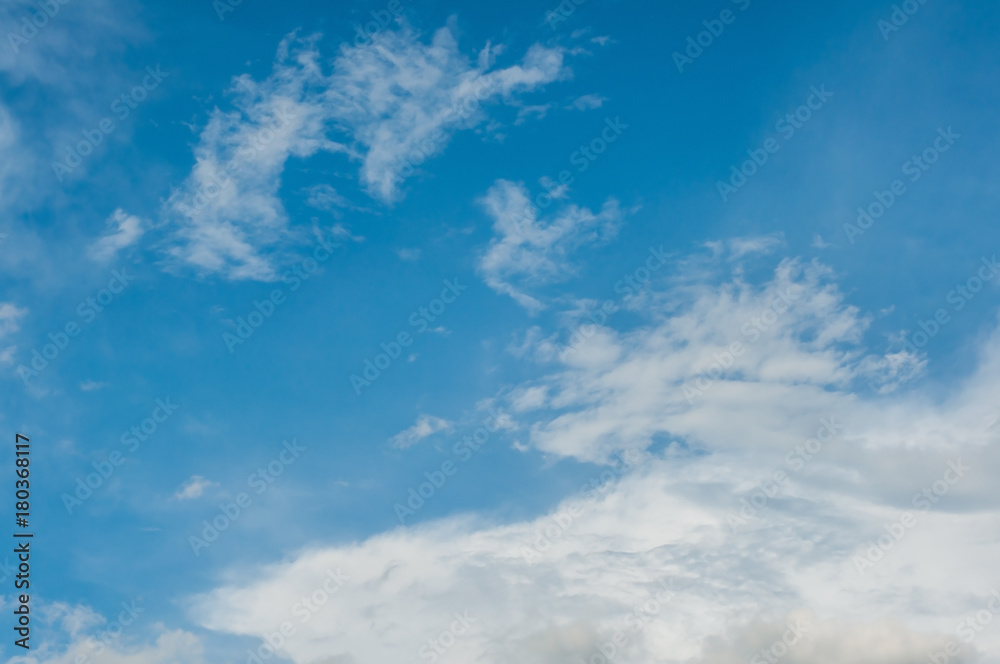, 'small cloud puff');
174,475,218,500
389,414,453,449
